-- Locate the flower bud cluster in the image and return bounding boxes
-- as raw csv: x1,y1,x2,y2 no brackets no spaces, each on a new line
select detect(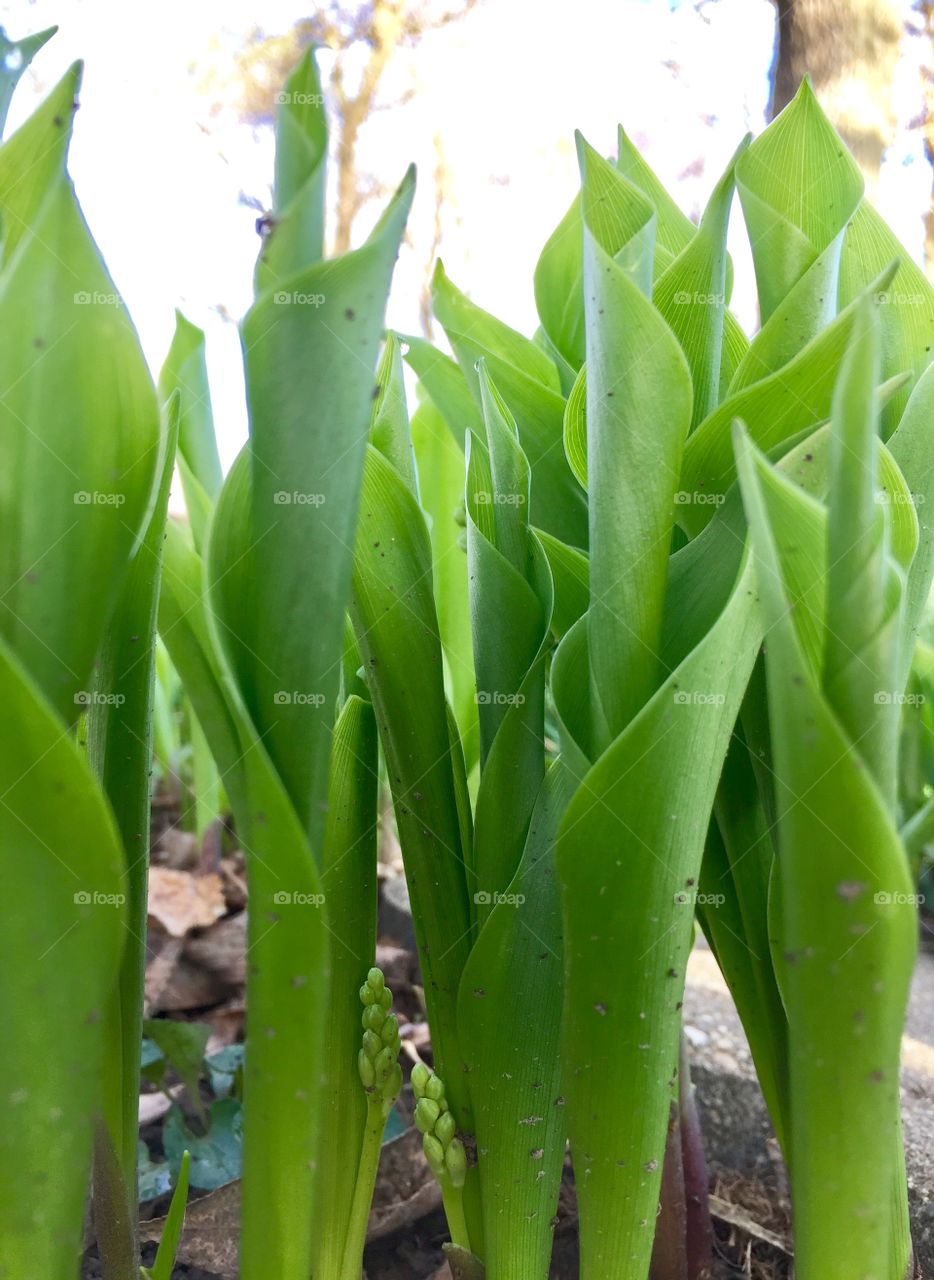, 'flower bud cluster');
411,1061,467,1188
357,967,402,1114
